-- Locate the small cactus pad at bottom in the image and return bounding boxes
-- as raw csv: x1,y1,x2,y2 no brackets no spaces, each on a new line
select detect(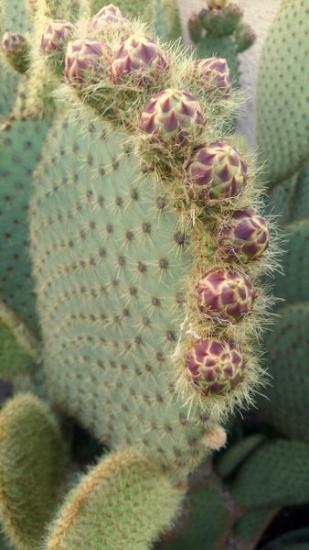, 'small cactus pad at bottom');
0,395,66,549
45,450,184,550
